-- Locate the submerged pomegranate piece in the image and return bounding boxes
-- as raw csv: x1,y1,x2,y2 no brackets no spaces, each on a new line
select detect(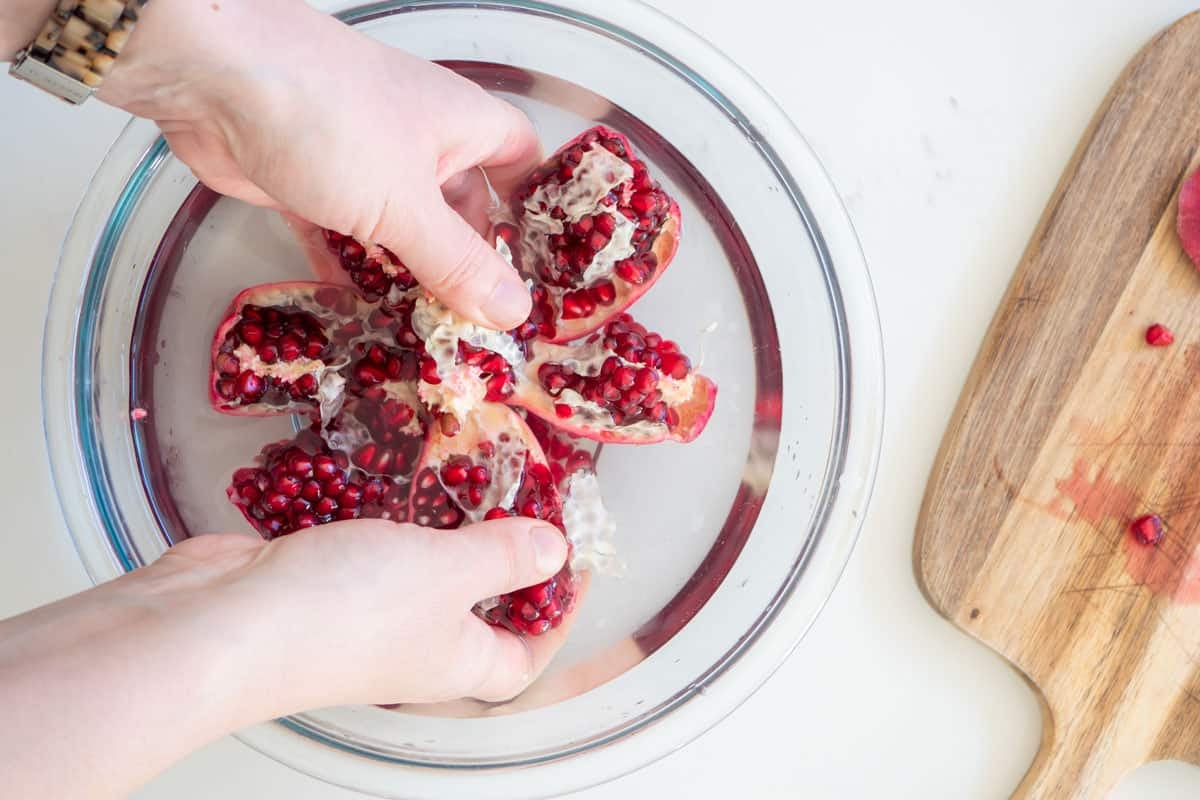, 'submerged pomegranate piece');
212,125,716,637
